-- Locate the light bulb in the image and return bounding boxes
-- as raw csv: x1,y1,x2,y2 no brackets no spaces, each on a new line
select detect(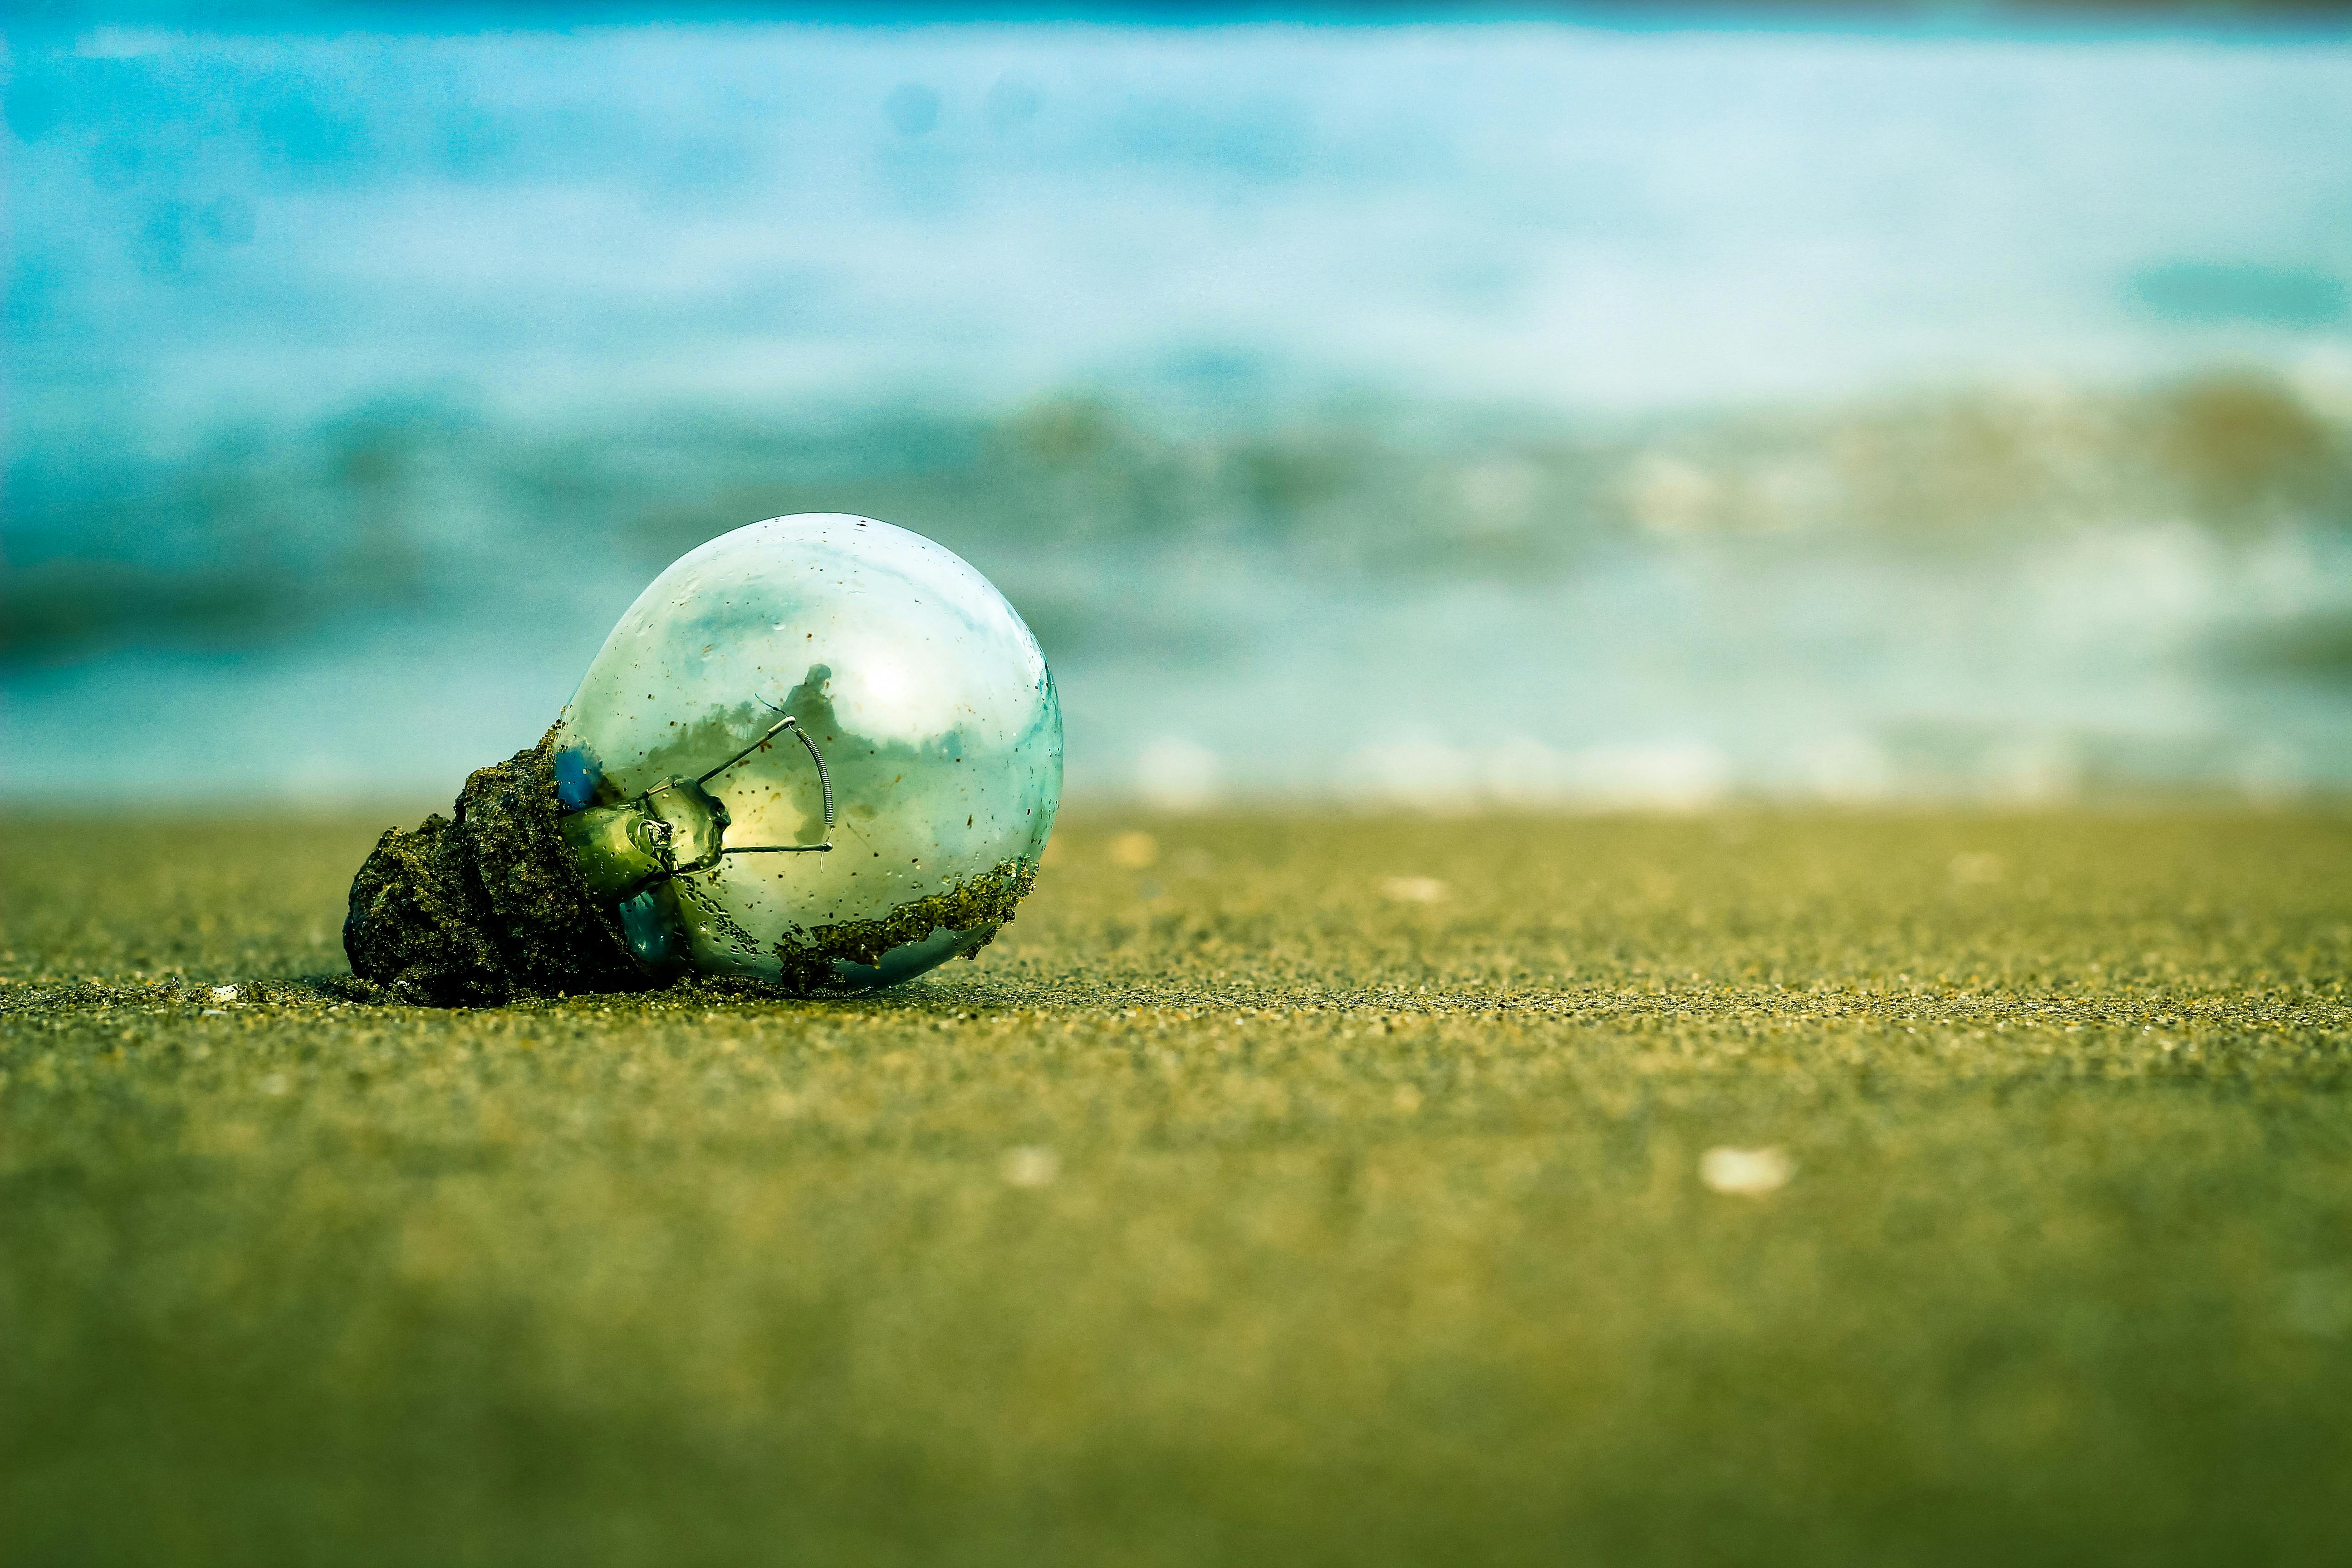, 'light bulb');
345,514,1062,1004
